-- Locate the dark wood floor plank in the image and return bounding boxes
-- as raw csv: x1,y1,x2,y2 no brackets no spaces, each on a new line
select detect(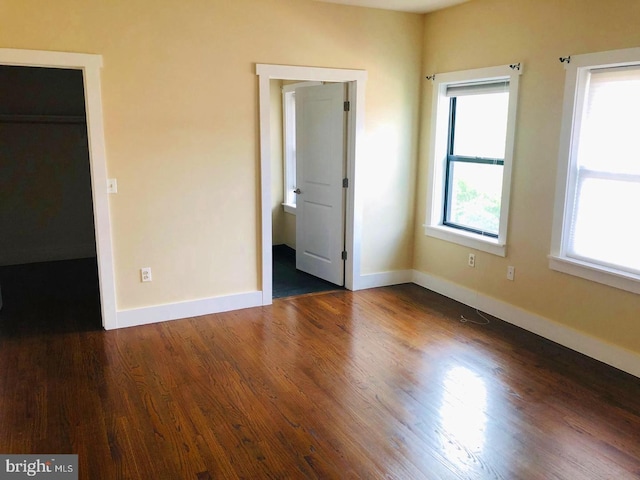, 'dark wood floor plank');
1,261,640,479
